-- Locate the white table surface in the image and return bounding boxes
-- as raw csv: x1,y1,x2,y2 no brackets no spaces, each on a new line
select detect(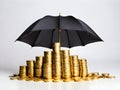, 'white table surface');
0,70,120,90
